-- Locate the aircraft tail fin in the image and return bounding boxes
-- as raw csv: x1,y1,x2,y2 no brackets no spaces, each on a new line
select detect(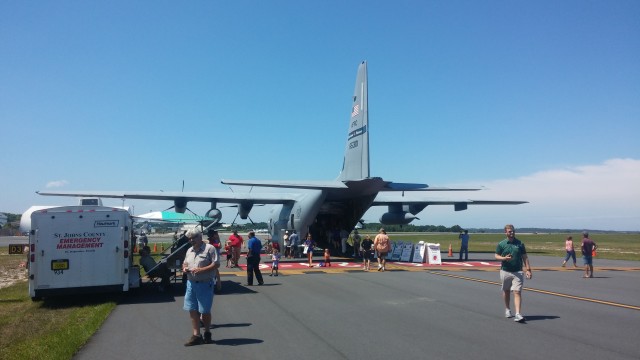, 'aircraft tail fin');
337,61,370,182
